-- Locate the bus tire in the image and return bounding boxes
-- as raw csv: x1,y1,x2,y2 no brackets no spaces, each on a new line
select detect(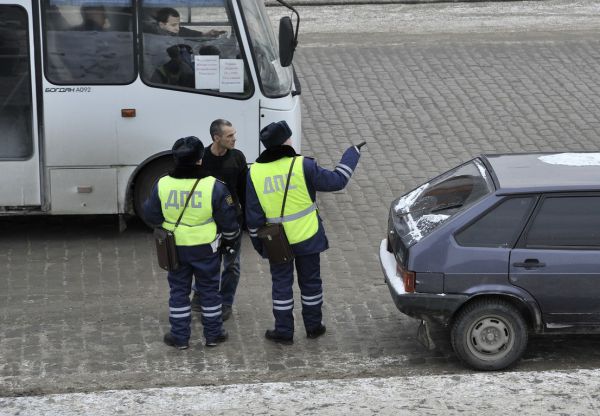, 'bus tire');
133,157,174,227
